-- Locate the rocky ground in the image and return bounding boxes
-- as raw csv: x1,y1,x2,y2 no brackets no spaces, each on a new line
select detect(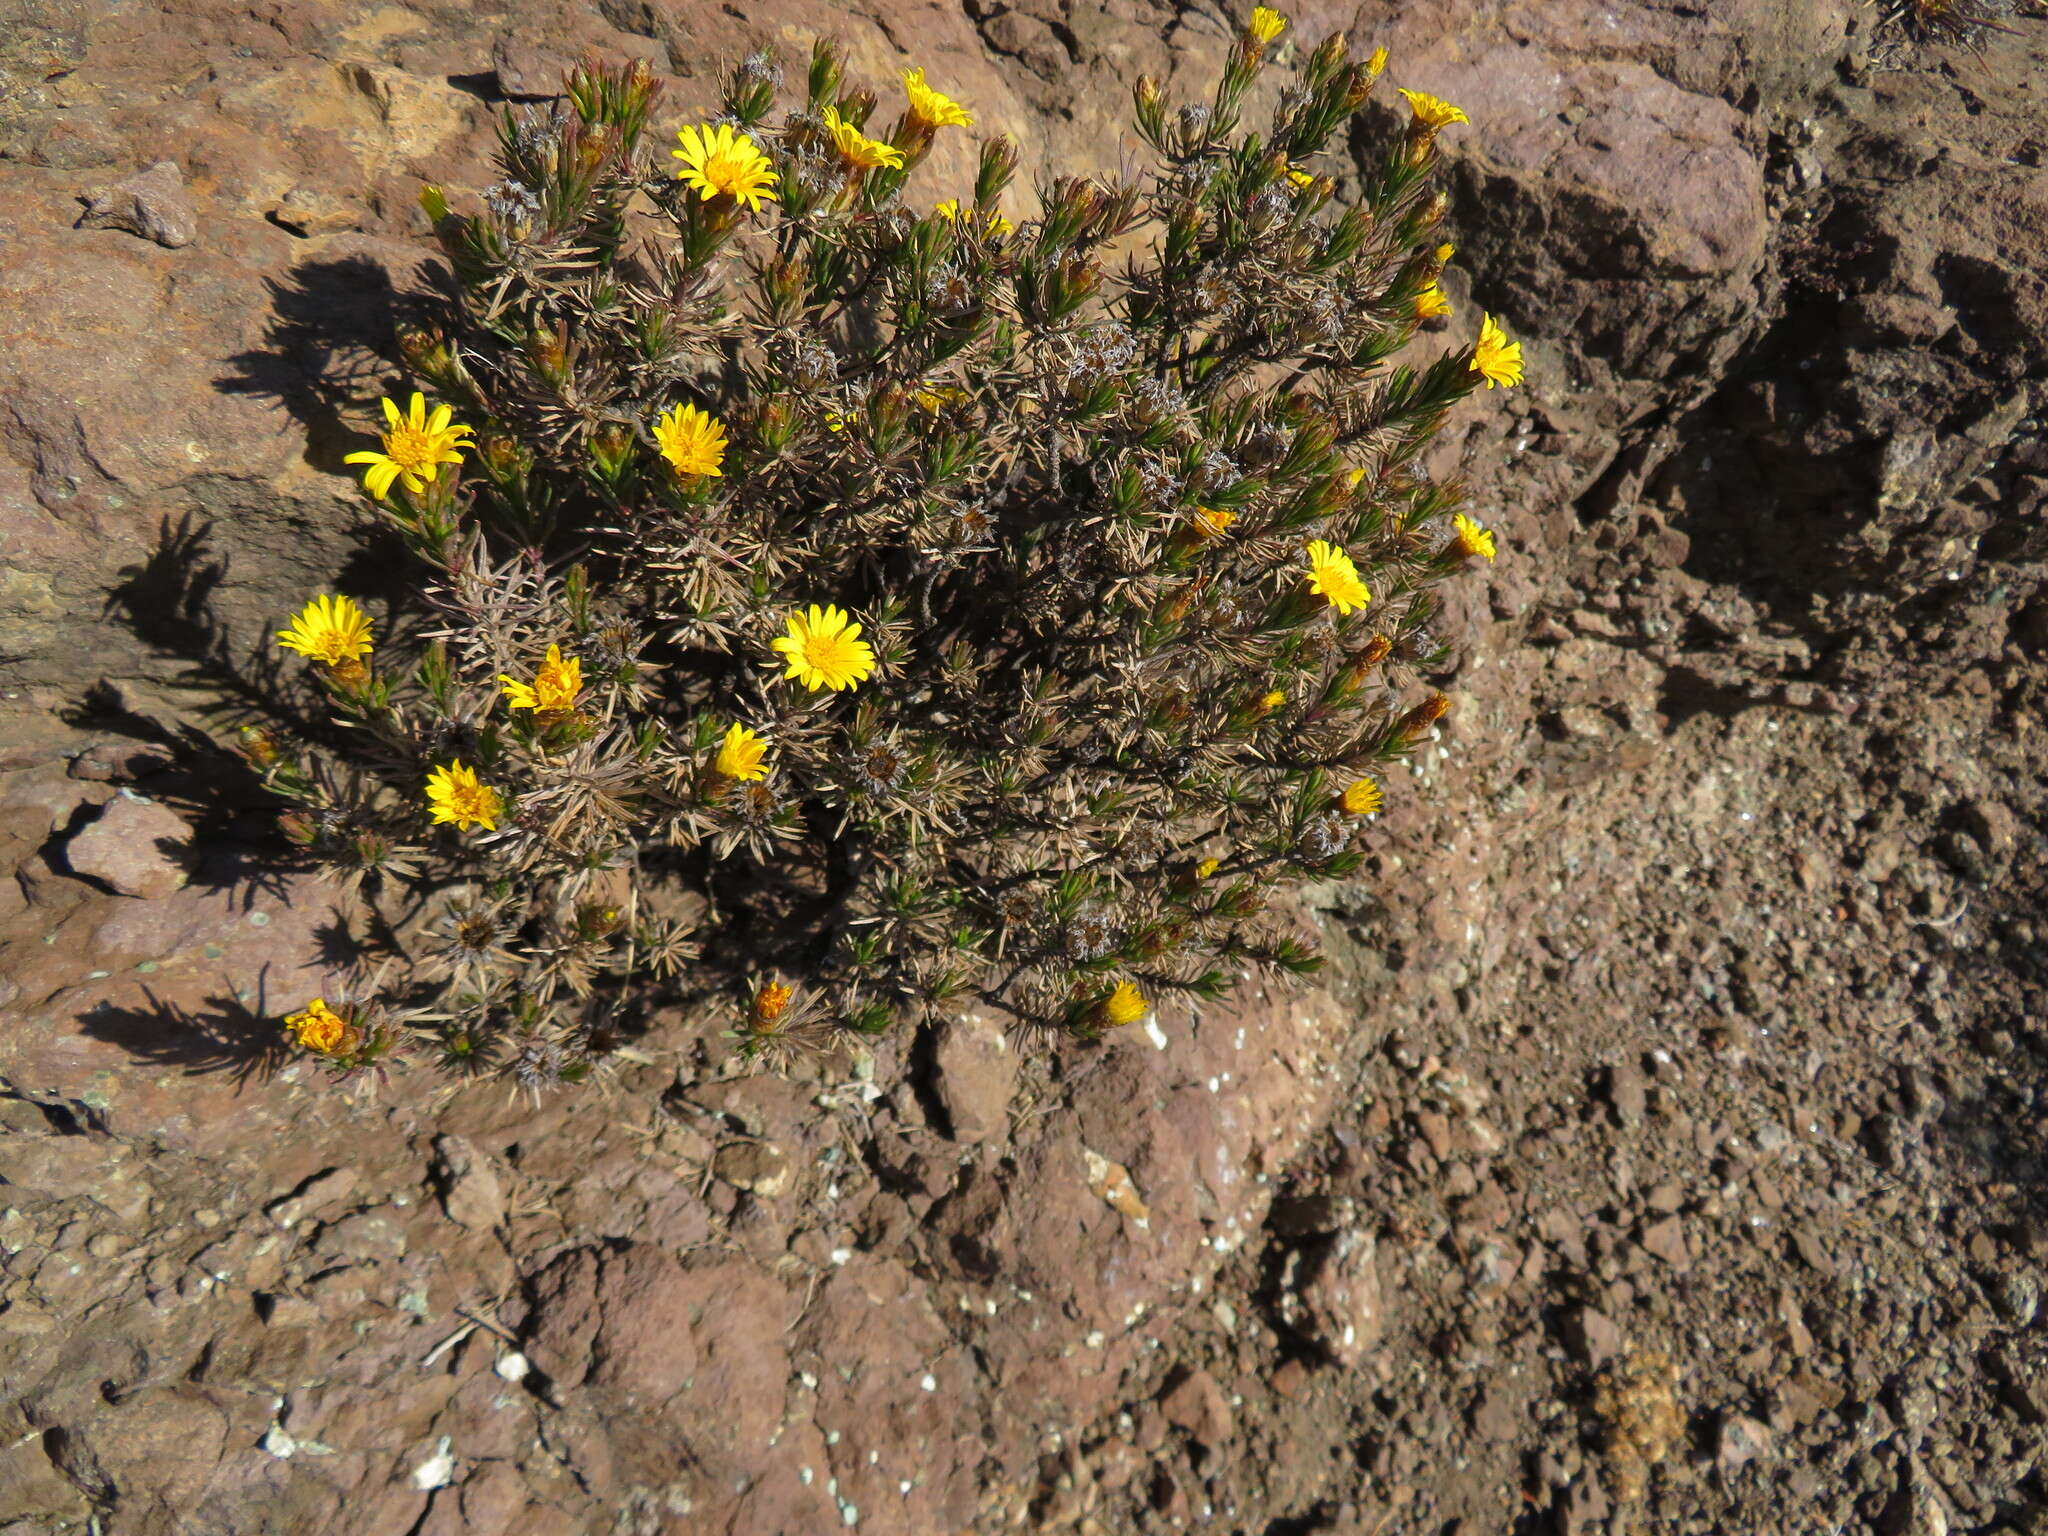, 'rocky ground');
3,0,2047,1532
